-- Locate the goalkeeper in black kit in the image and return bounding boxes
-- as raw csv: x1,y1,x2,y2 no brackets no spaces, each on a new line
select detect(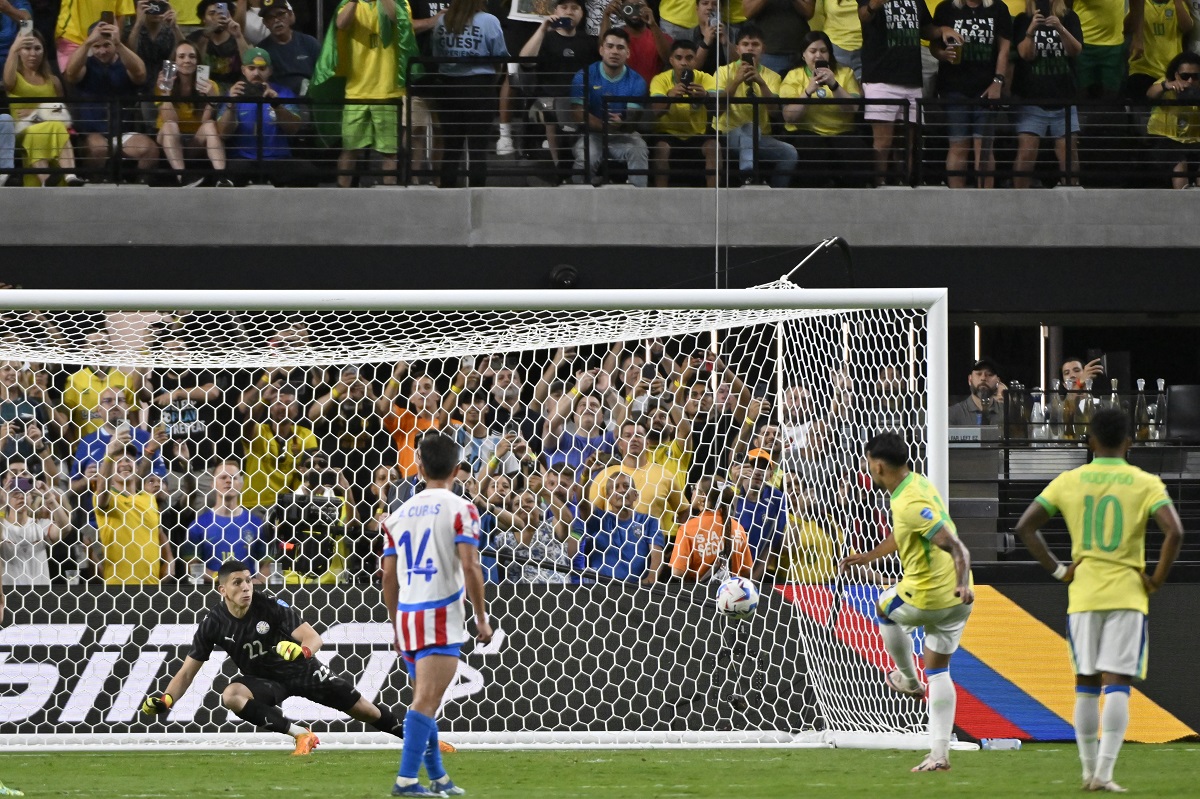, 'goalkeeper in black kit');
142,560,451,755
